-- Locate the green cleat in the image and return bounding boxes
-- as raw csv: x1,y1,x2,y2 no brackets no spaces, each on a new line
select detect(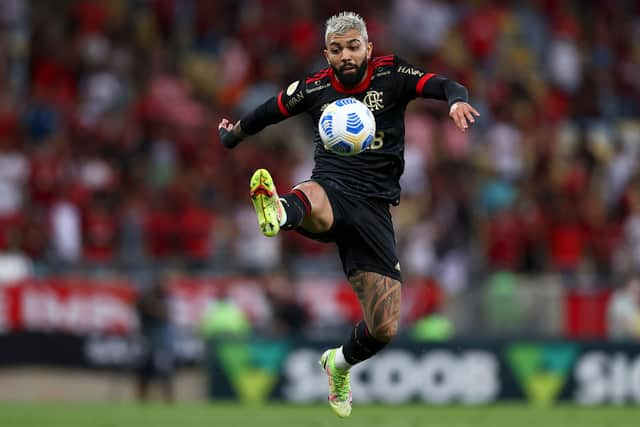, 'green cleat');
249,168,284,237
319,348,352,418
